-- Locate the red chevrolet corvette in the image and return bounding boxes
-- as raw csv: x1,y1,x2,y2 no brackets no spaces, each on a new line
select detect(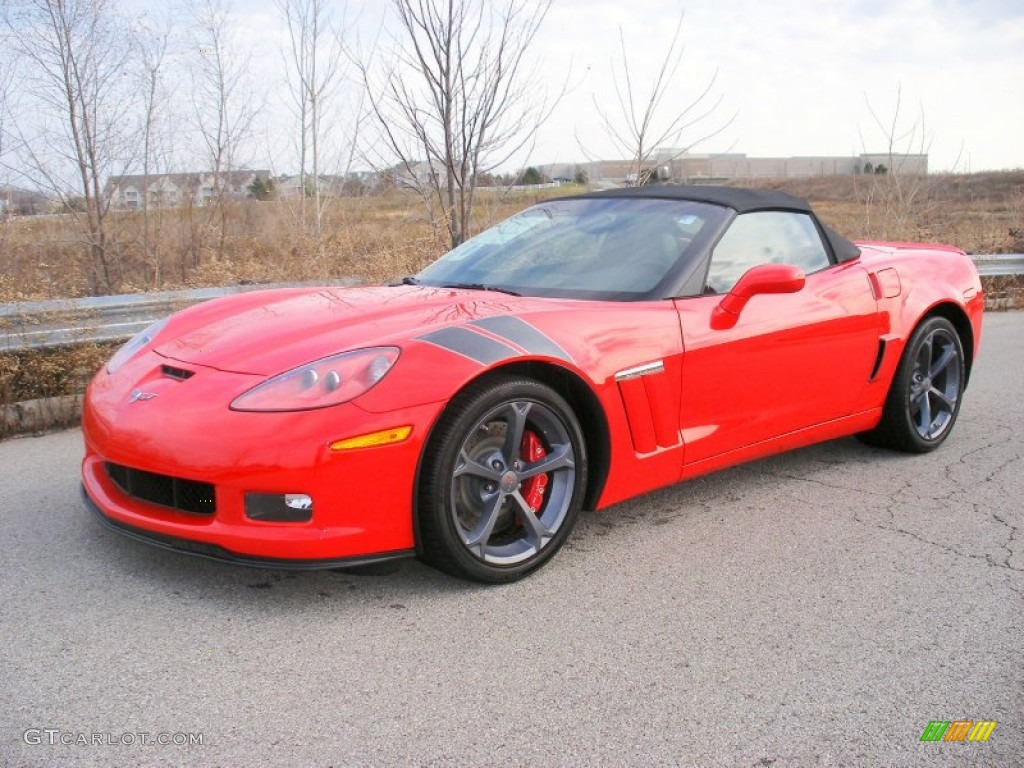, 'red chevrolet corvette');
82,186,983,582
